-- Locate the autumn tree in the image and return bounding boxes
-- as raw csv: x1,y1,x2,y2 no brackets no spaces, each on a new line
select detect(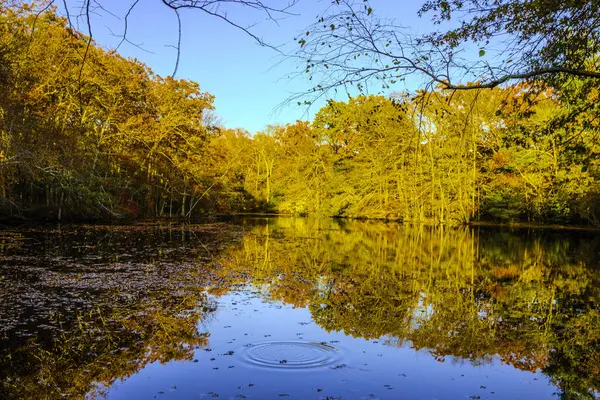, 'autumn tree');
0,4,238,220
